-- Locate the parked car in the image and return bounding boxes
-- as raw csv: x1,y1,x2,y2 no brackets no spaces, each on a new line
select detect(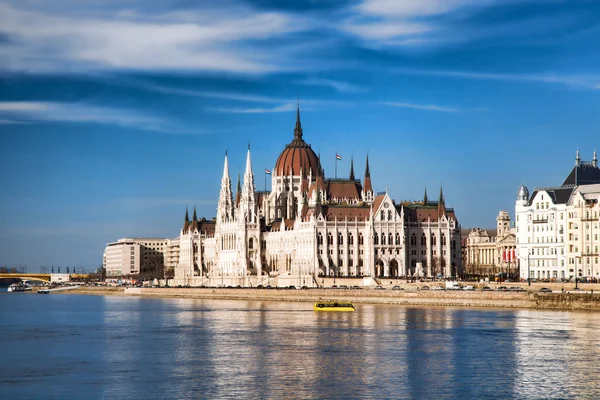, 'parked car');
482,286,493,291
374,285,385,290
339,285,349,290
539,287,552,293
508,287,526,292
462,285,475,291
497,286,508,291
420,286,431,290
392,286,404,291
330,285,338,289
351,285,361,290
